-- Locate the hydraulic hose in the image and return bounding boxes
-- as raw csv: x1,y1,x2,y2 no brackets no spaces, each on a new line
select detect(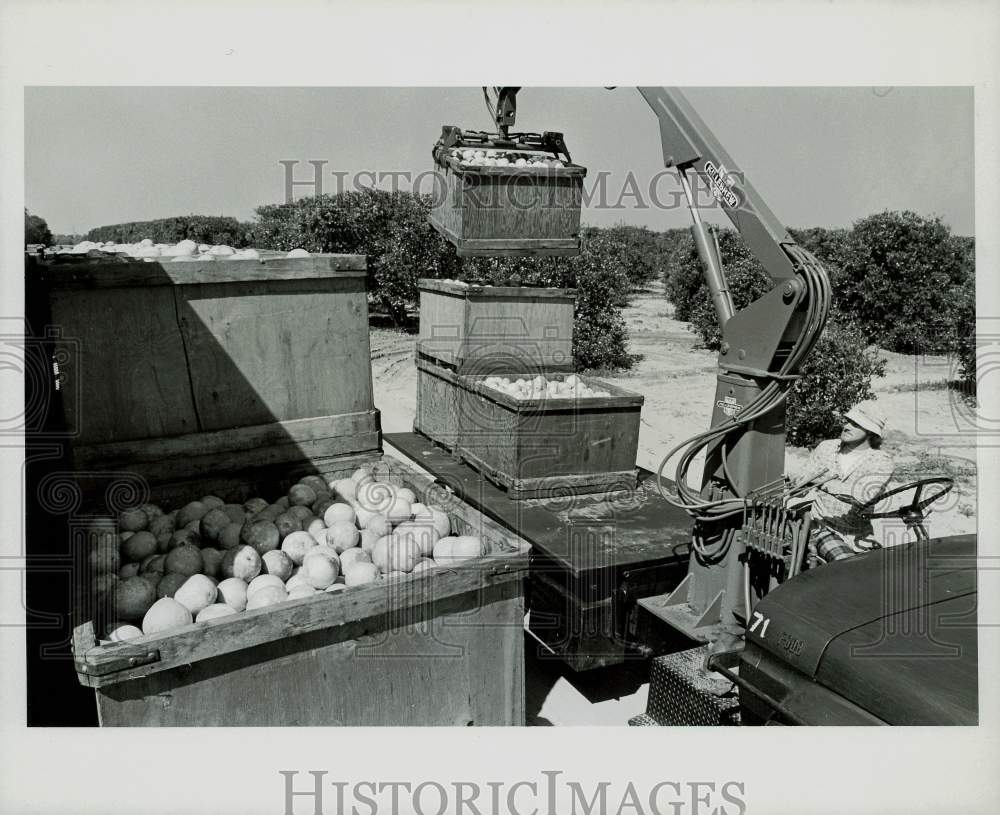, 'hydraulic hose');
656,246,831,529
